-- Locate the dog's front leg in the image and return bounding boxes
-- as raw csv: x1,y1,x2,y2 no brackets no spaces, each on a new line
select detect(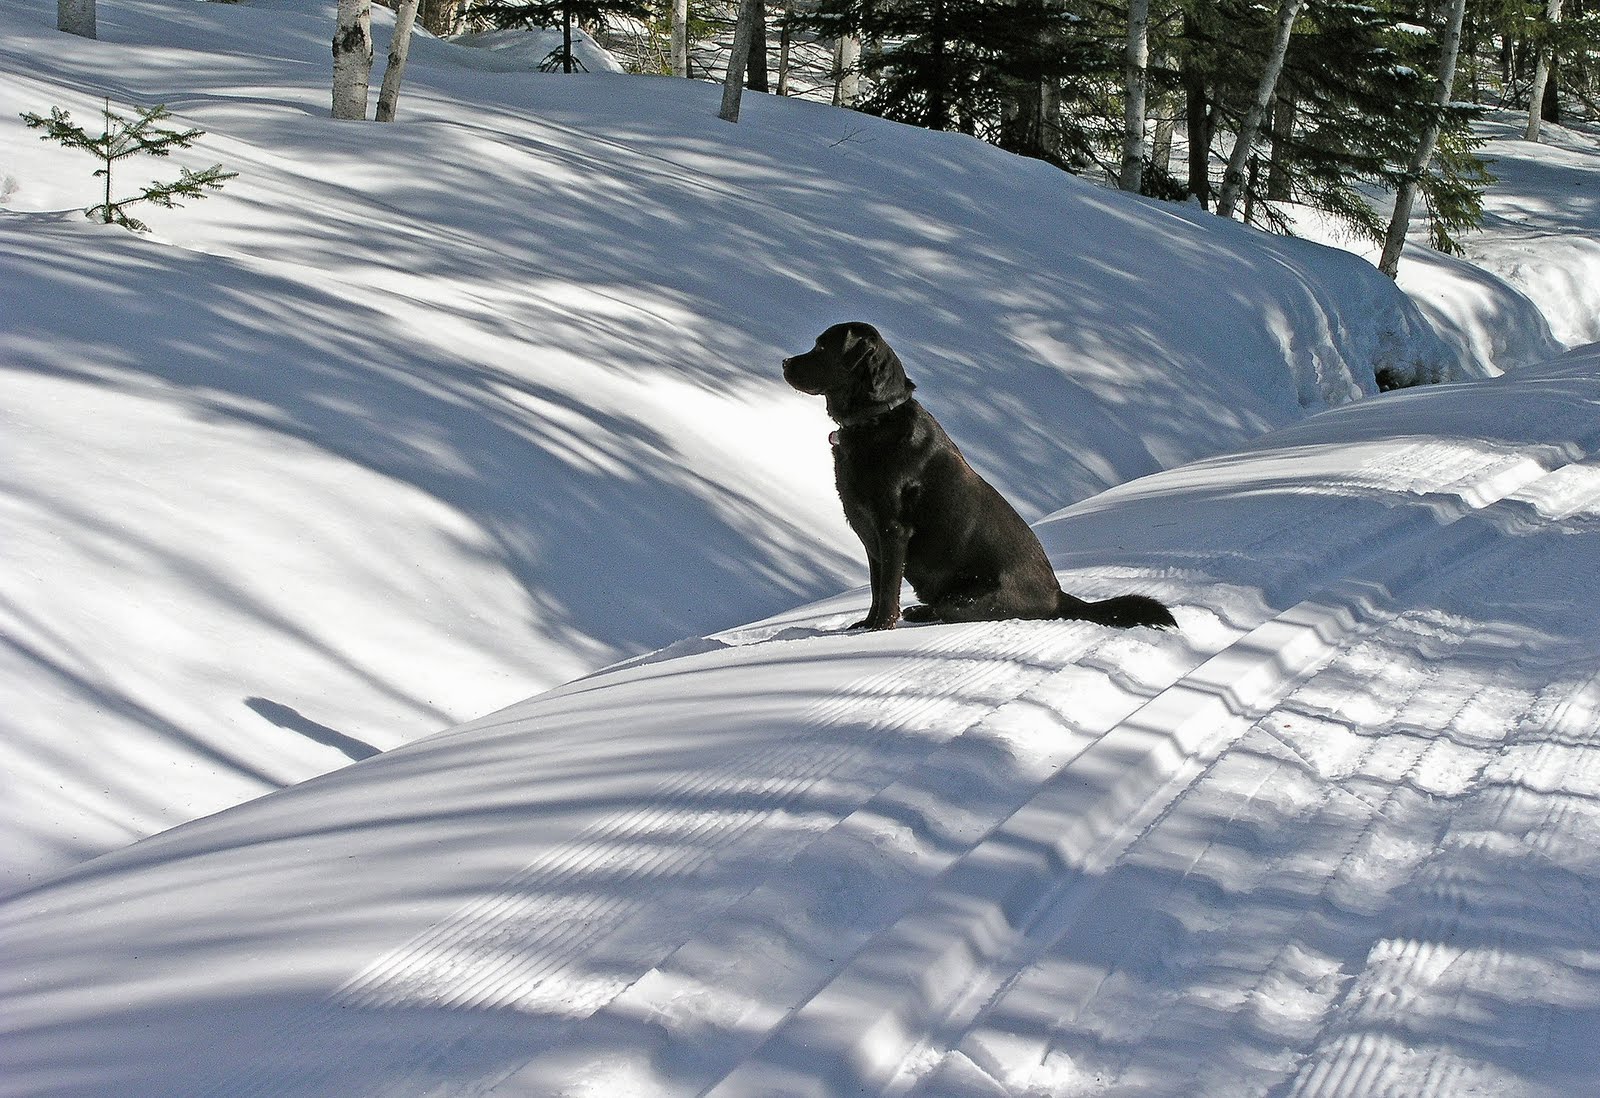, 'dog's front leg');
854,523,908,630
